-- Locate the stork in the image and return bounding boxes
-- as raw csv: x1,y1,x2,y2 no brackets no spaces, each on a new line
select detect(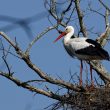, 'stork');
54,26,110,87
